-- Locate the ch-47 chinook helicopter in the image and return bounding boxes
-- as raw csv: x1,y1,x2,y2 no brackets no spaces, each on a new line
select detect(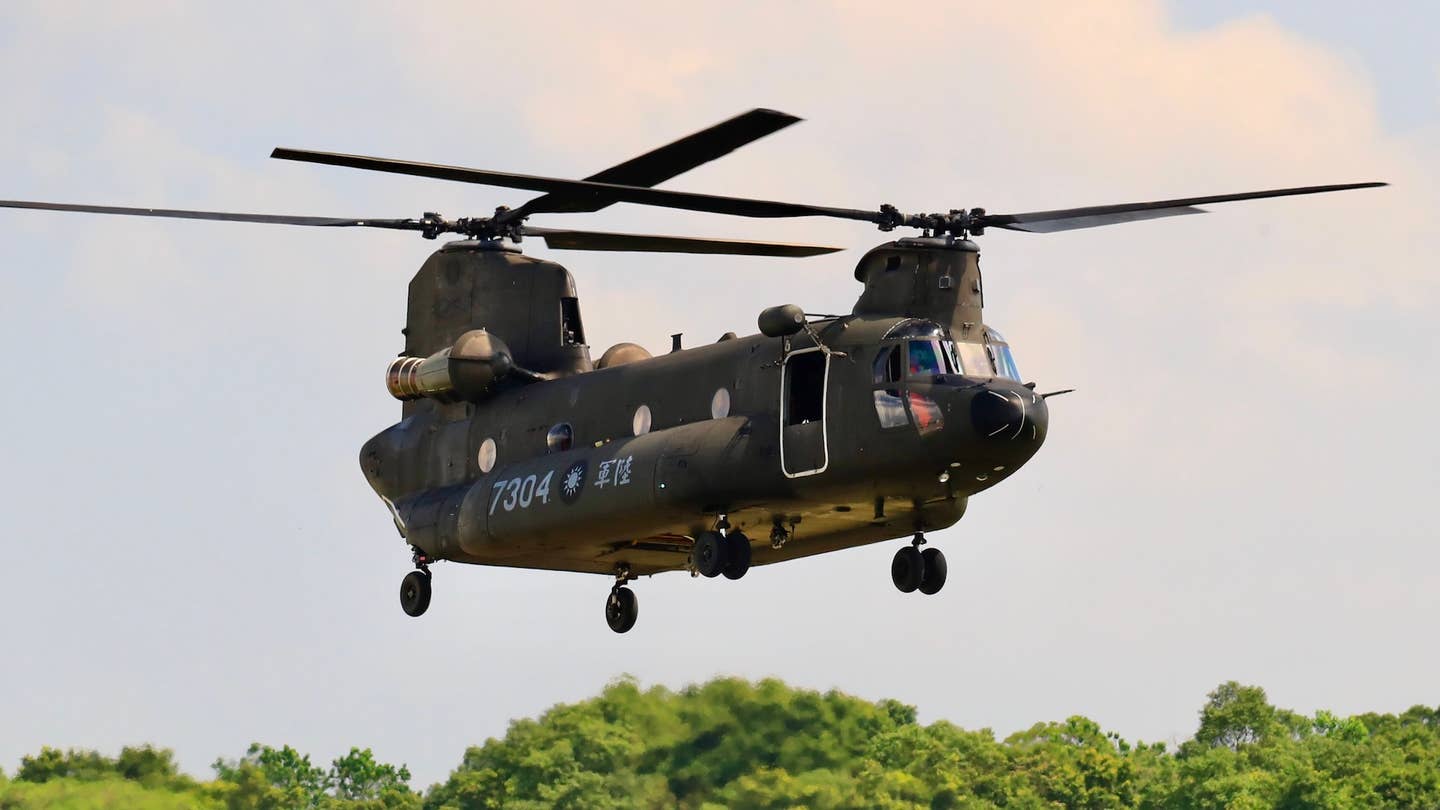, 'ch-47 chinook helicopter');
2,109,1385,632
